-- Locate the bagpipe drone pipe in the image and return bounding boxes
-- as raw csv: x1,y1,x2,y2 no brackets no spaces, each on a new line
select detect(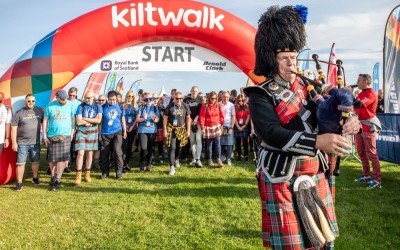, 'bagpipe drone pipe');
294,54,354,176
